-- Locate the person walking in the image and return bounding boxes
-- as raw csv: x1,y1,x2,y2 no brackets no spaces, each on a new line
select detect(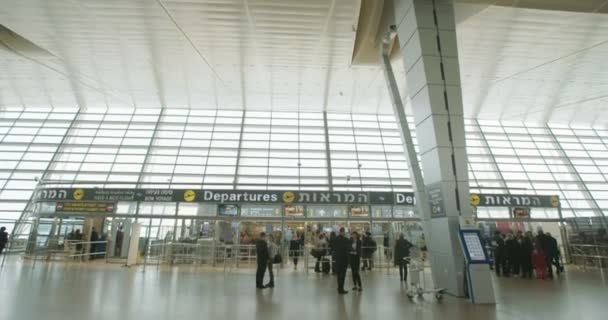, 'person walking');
256,232,270,289
329,231,337,274
383,231,391,261
394,233,413,282
265,234,279,288
546,232,563,275
334,228,350,294
0,226,8,255
313,233,328,273
289,232,302,270
536,229,553,279
349,231,363,291
521,231,534,278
